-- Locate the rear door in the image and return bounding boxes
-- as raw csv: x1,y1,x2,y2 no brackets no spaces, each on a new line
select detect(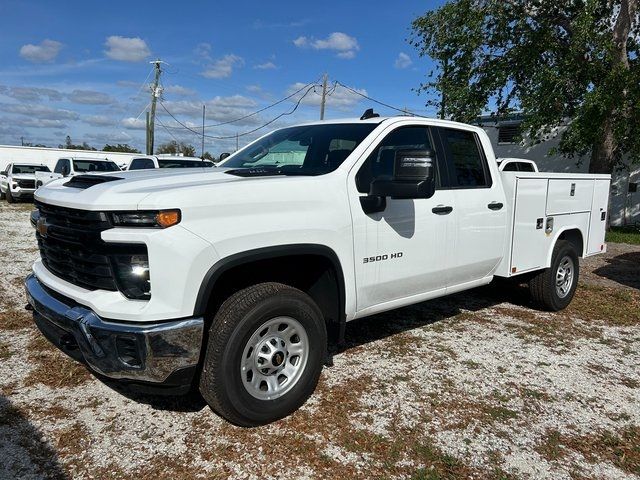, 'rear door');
436,127,506,288
349,123,455,314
